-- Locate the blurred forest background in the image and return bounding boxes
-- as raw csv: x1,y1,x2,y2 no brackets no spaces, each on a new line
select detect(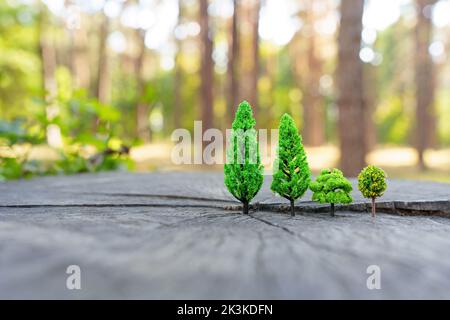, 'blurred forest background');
1,0,450,181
